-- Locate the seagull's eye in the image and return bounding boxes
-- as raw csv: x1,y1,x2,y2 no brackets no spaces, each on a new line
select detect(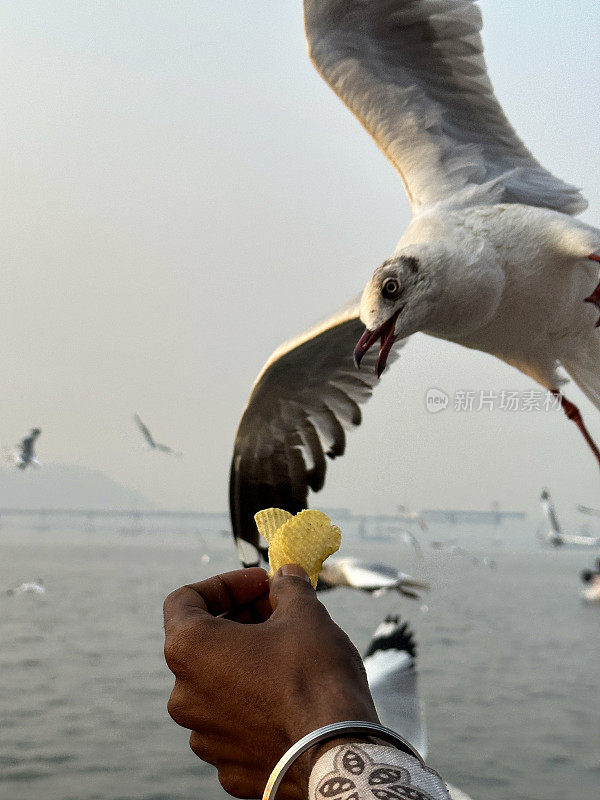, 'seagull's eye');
381,278,401,300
